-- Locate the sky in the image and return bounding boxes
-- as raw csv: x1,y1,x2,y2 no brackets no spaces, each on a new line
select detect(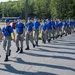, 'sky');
0,0,18,2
